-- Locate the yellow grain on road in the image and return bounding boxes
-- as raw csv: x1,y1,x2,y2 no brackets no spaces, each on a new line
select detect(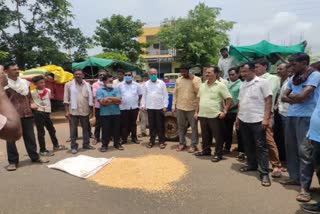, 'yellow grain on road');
89,154,188,192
